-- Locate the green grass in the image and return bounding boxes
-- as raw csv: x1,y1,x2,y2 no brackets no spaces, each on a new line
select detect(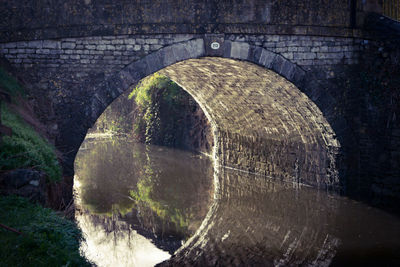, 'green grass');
0,103,61,181
0,195,91,267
